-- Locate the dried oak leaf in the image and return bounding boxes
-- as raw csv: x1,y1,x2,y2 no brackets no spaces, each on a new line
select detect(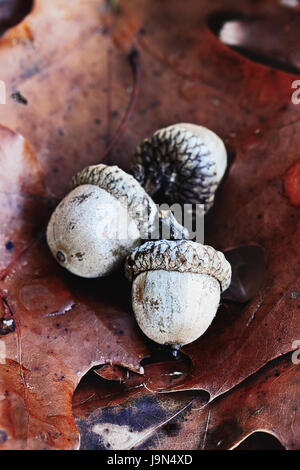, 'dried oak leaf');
0,125,149,449
109,0,300,394
0,0,299,450
73,353,298,450
73,357,205,450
